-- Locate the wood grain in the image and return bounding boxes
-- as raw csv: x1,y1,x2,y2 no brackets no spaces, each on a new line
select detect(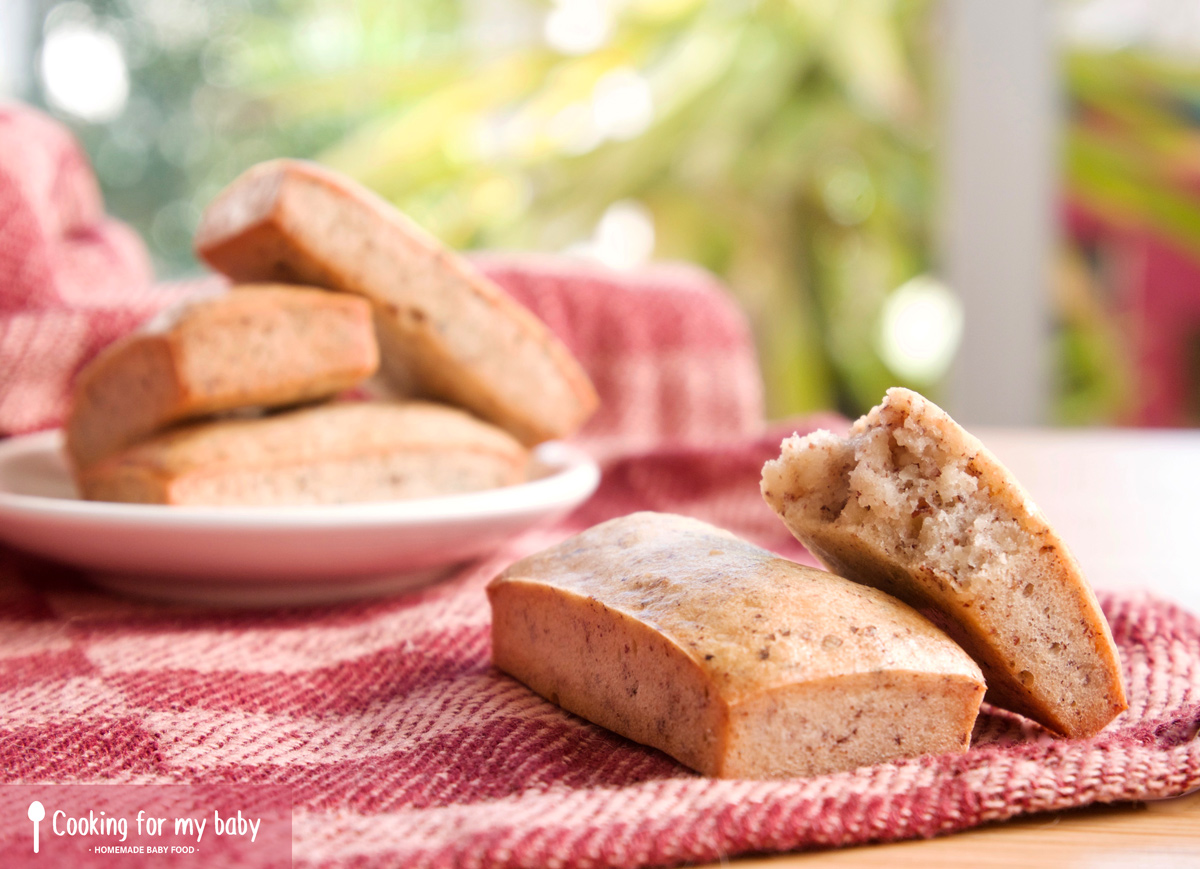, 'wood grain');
702,788,1200,868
